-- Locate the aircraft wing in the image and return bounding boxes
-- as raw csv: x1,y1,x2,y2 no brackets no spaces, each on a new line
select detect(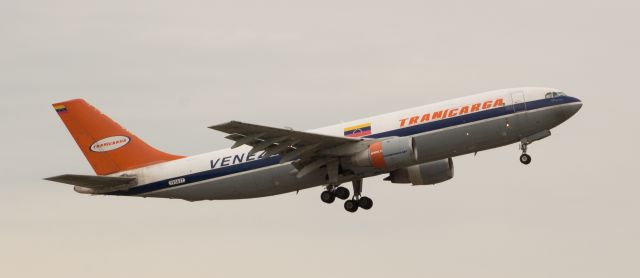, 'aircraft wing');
209,121,374,181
